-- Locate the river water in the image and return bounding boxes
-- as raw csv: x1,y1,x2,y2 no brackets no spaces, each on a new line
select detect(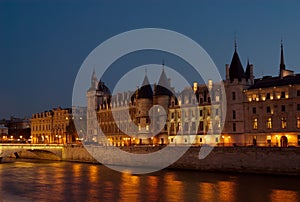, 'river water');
0,160,299,202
